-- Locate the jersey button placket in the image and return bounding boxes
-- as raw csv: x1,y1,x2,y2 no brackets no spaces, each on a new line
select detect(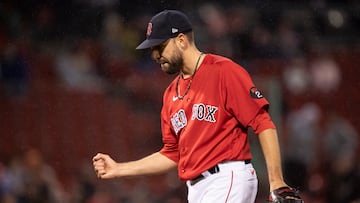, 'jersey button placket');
180,147,188,173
